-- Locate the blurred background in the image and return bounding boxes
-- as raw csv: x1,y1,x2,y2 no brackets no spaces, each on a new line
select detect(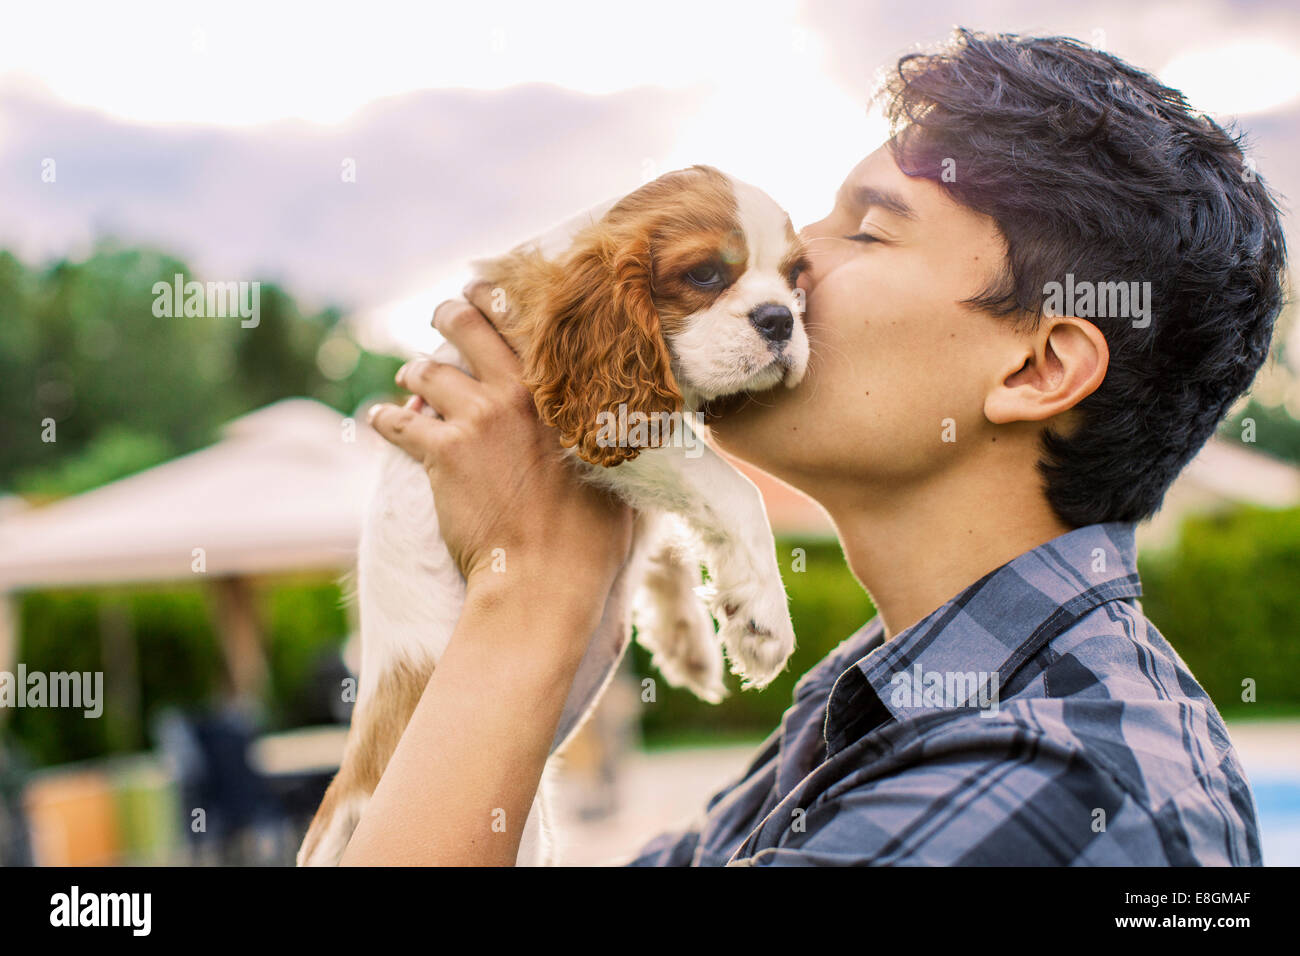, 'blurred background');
0,0,1297,866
